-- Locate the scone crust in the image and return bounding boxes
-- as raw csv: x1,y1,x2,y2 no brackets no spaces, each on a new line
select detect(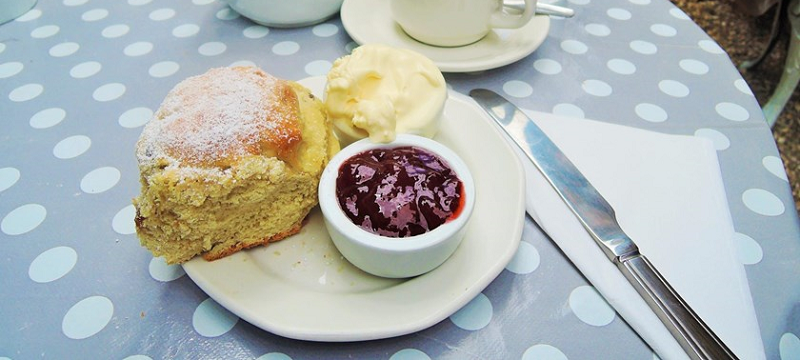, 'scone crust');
133,67,339,264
